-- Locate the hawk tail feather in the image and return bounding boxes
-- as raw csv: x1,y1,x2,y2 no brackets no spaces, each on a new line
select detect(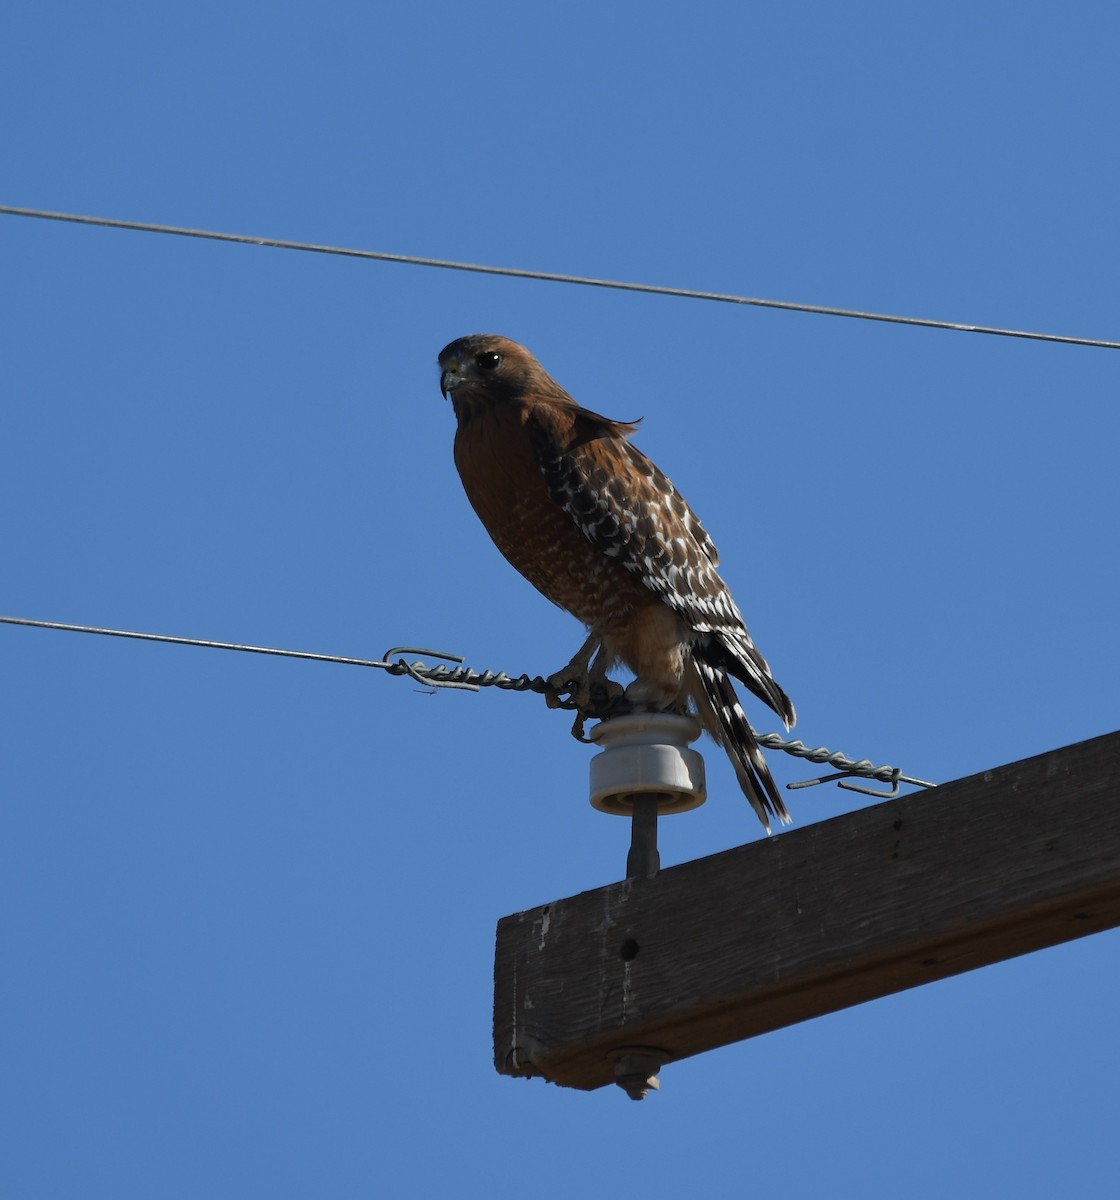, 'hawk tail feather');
688,658,791,834
712,633,796,731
